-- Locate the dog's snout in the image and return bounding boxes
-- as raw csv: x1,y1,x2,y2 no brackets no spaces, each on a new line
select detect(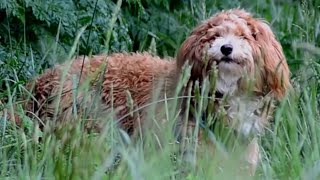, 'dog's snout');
220,44,233,56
